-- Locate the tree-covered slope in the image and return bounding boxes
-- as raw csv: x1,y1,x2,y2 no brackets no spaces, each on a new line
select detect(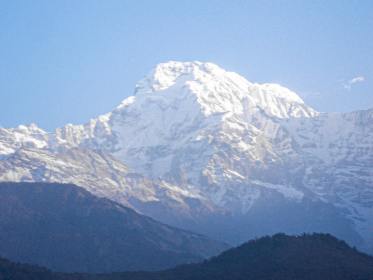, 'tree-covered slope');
1,233,373,280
